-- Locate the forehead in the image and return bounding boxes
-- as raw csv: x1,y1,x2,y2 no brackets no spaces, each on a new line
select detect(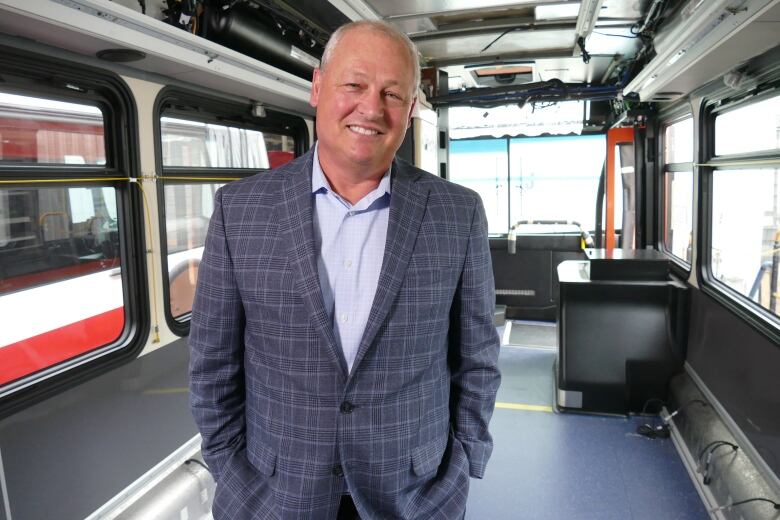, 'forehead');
329,28,413,74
